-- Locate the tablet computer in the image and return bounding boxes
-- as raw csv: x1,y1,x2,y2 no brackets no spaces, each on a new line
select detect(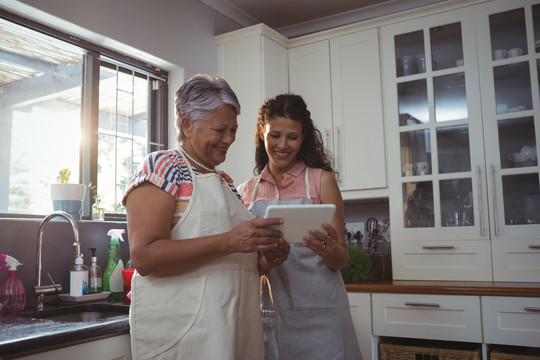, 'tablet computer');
263,204,336,244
